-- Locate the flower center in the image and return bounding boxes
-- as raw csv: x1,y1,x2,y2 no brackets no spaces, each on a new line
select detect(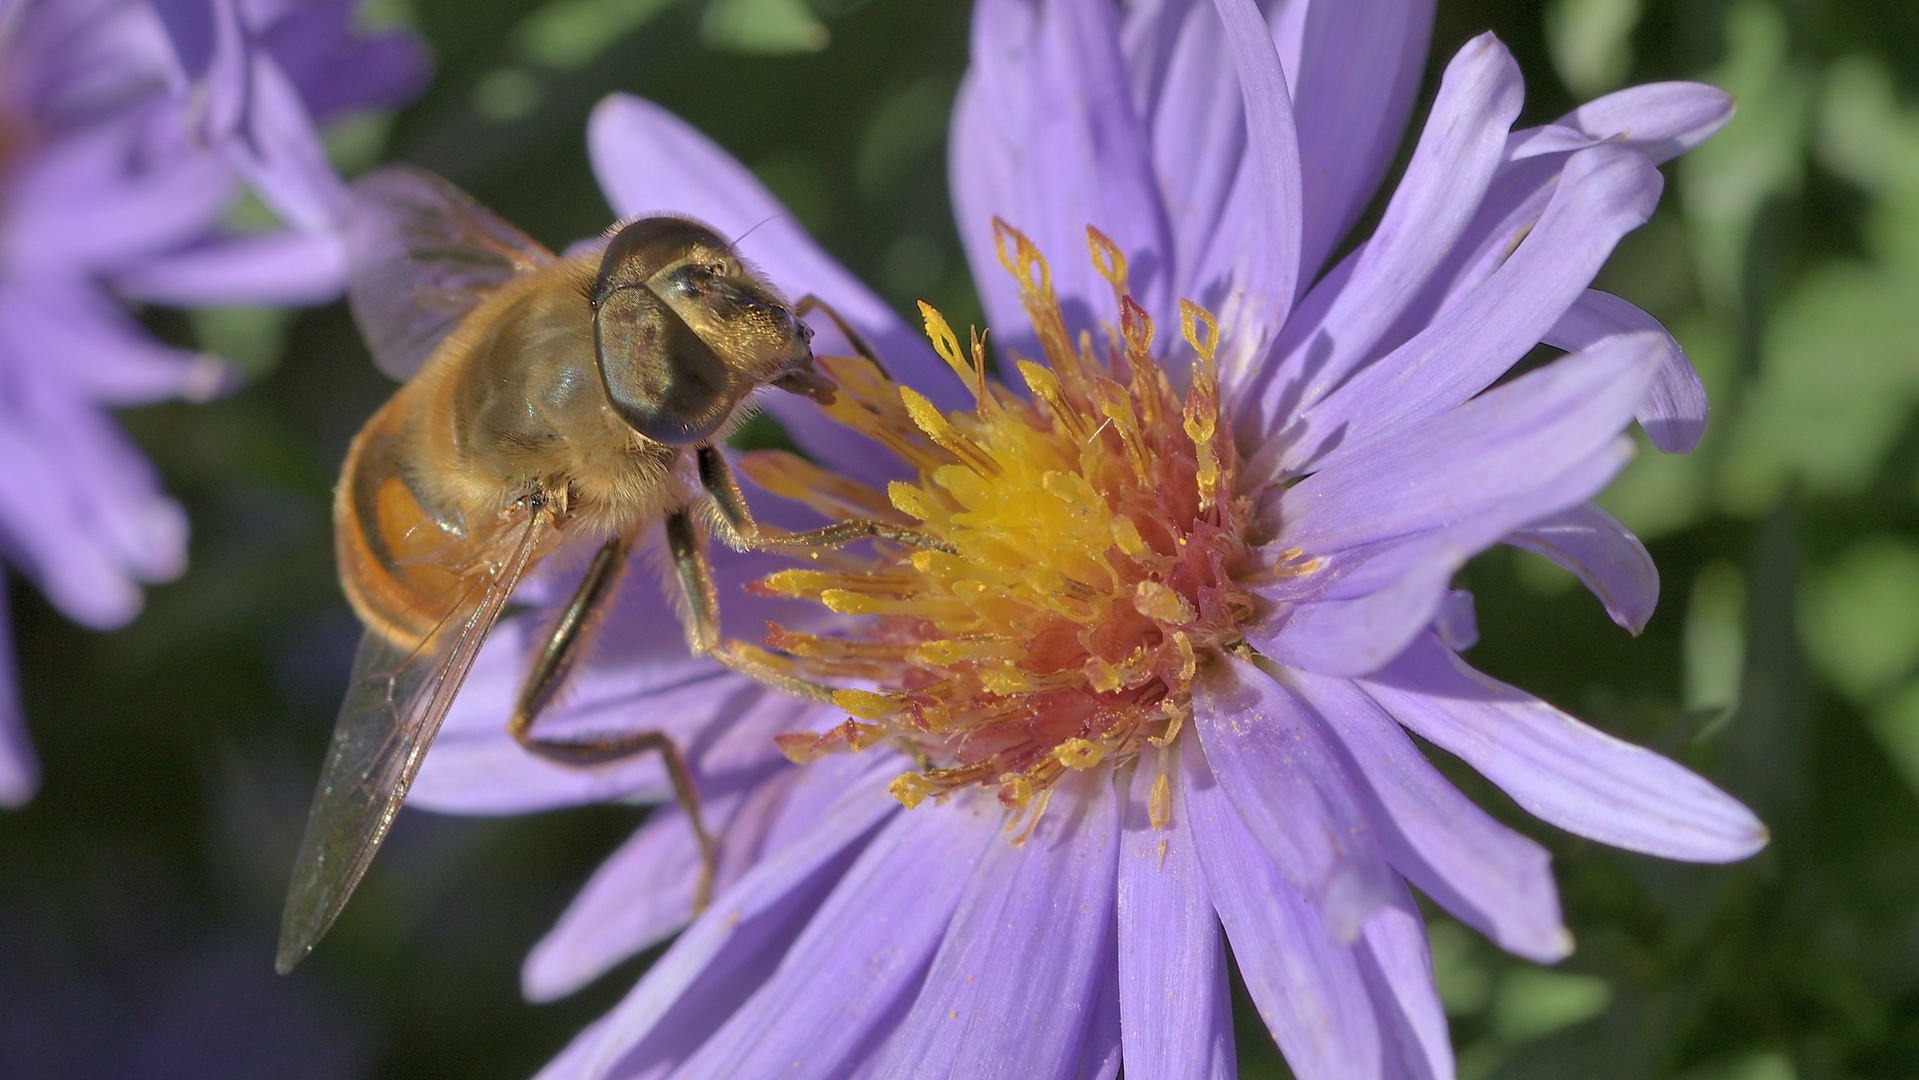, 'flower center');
743,221,1258,826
